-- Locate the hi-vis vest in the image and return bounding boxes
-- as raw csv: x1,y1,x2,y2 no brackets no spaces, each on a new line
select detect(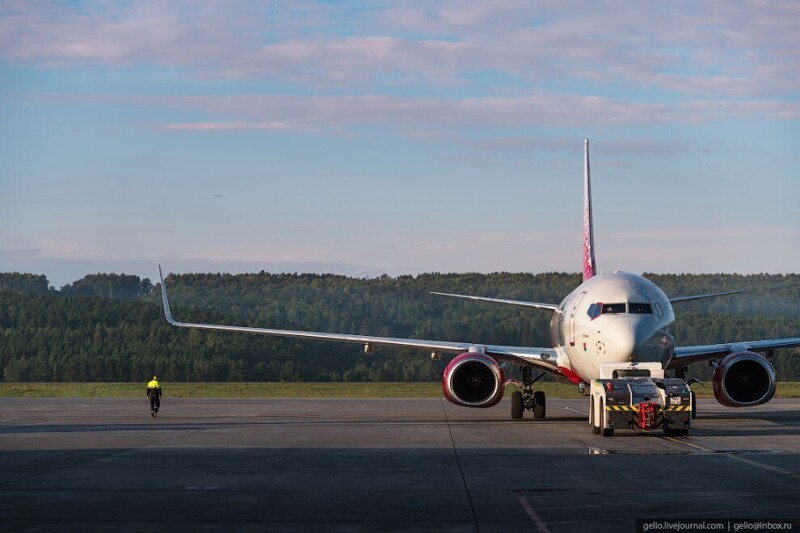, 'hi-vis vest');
147,379,161,396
